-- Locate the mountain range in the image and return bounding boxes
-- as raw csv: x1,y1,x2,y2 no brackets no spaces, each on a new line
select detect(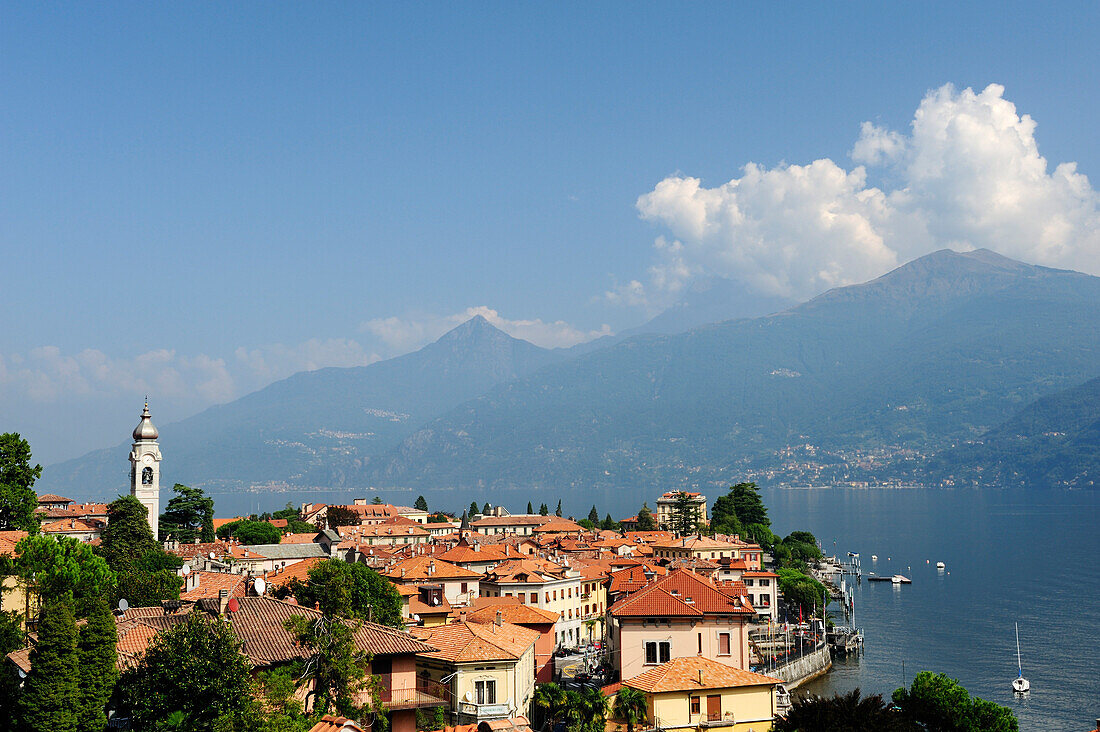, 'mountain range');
41,249,1100,499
